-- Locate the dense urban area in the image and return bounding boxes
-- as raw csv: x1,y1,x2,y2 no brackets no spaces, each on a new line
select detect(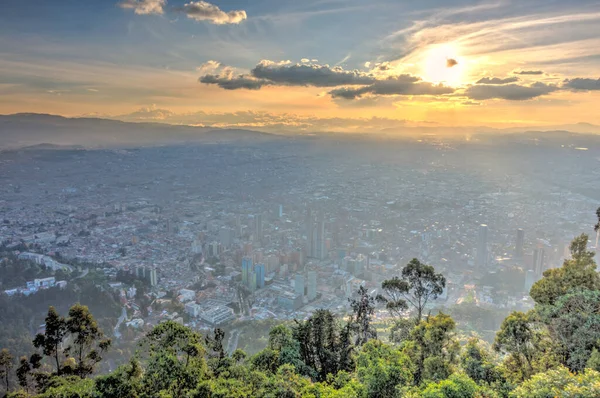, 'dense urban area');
1,129,600,396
